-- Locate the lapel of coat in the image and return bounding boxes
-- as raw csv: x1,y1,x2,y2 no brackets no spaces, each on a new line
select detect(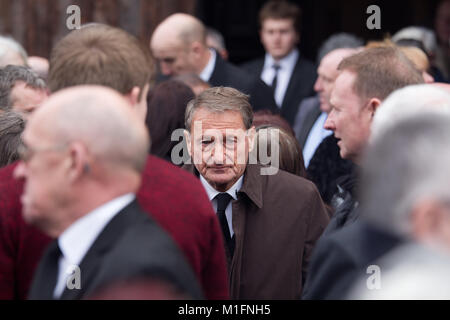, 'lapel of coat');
59,200,141,300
